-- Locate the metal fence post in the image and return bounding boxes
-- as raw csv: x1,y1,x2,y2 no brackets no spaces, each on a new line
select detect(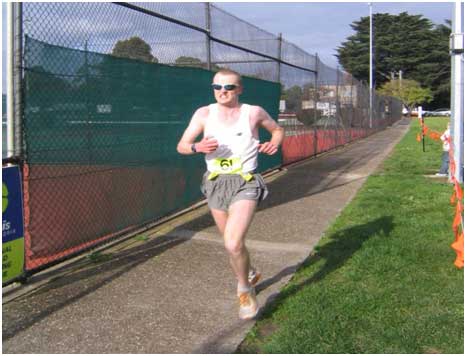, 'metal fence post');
335,66,340,148
277,33,282,83
314,53,319,156
7,2,23,159
15,3,23,158
16,3,24,158
7,3,14,158
348,75,354,143
205,2,212,70
84,40,92,164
